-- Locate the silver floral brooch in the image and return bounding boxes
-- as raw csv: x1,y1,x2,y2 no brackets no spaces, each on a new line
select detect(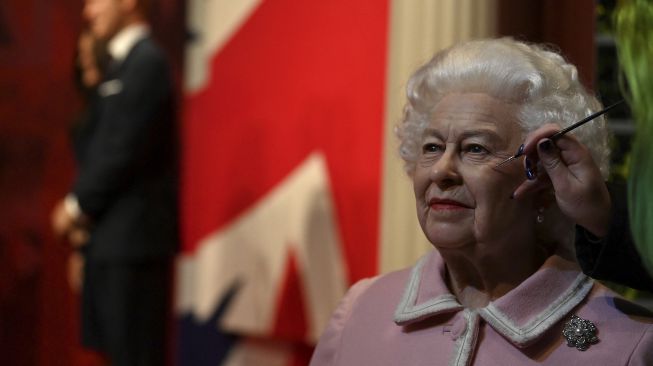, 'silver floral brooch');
562,315,599,351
